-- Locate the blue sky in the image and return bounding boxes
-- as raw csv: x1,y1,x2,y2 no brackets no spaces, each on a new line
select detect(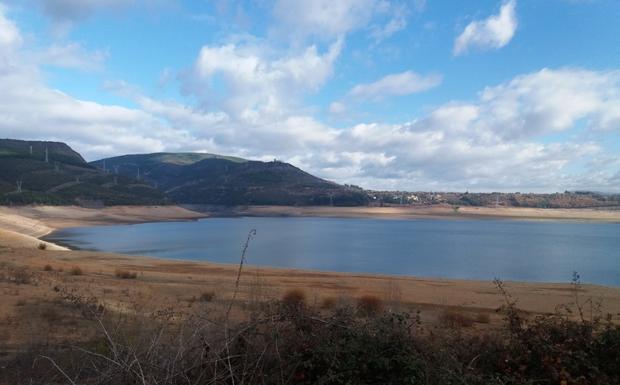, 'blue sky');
0,0,619,192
